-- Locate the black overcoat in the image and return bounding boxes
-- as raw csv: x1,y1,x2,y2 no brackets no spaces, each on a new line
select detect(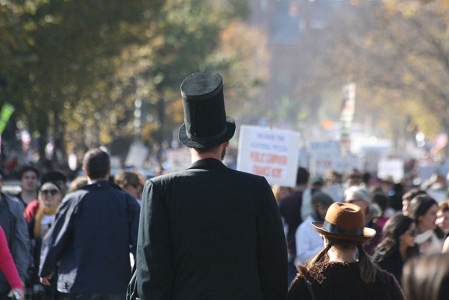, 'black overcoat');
136,158,288,300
